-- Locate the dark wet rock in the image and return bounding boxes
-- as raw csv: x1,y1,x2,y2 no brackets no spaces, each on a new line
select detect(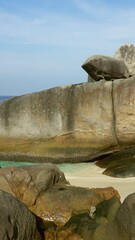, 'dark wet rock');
53,197,120,240
0,190,43,240
96,147,135,177
115,193,135,240
82,55,129,81
89,193,135,240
